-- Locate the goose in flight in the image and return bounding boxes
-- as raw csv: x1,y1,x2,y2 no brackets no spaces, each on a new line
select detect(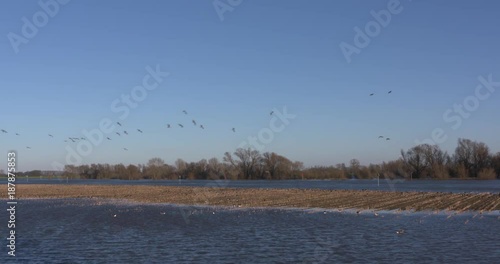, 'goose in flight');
48,134,53,138
178,124,184,128
15,133,19,136
123,148,128,151
388,91,392,94
106,137,112,140
116,132,121,136
124,131,128,135
232,128,236,132
117,122,122,126
369,93,374,96
270,111,274,115
378,136,384,139
26,146,31,149
192,120,197,125
137,129,143,133
183,110,188,115
1,129,7,133
167,124,171,128
200,125,204,129
386,138,390,140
